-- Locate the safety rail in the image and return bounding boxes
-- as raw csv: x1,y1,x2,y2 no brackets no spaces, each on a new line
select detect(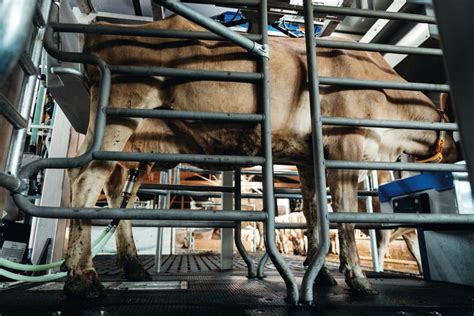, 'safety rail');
297,2,471,304
4,0,298,304
0,0,471,307
106,108,265,123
